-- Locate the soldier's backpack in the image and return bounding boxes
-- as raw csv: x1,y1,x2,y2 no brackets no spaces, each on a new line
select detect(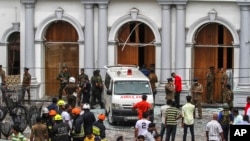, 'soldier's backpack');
219,110,231,126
